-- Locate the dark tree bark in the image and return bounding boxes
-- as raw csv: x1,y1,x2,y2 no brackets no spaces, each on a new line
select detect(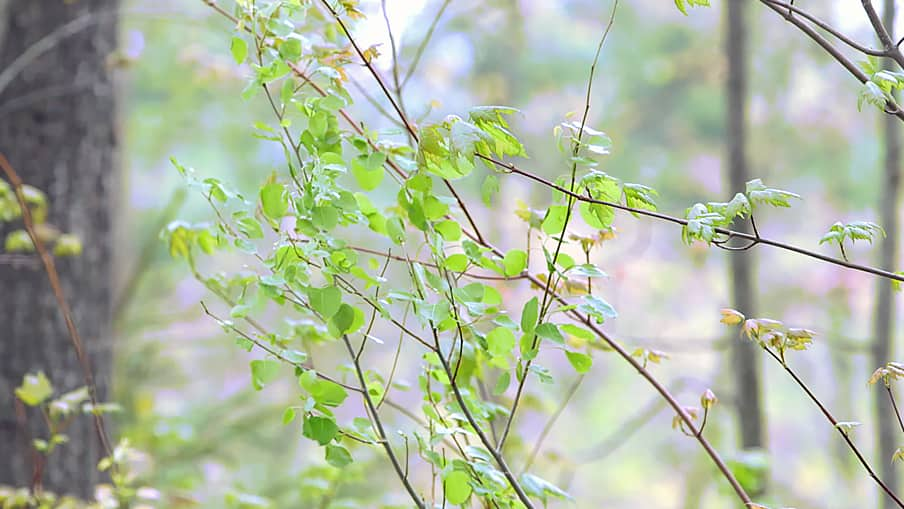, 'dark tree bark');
725,0,766,458
0,1,118,498
874,2,901,507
